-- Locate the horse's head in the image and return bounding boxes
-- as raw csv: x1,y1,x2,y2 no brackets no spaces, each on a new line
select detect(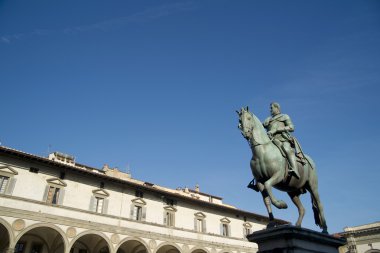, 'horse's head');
237,106,255,141
237,106,269,145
